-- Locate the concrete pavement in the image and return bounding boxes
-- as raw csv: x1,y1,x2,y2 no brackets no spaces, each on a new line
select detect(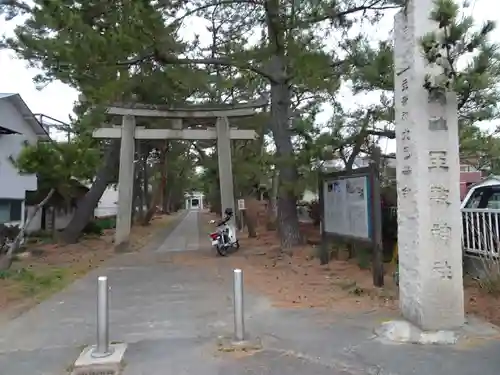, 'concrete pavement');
1,210,500,374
